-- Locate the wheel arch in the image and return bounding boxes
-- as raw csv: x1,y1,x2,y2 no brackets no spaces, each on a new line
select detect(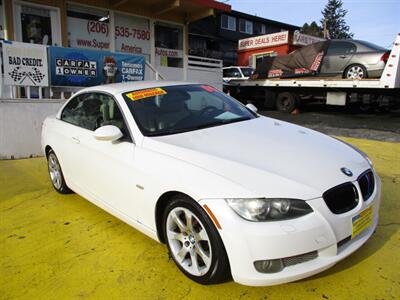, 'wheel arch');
44,145,53,158
155,190,197,243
